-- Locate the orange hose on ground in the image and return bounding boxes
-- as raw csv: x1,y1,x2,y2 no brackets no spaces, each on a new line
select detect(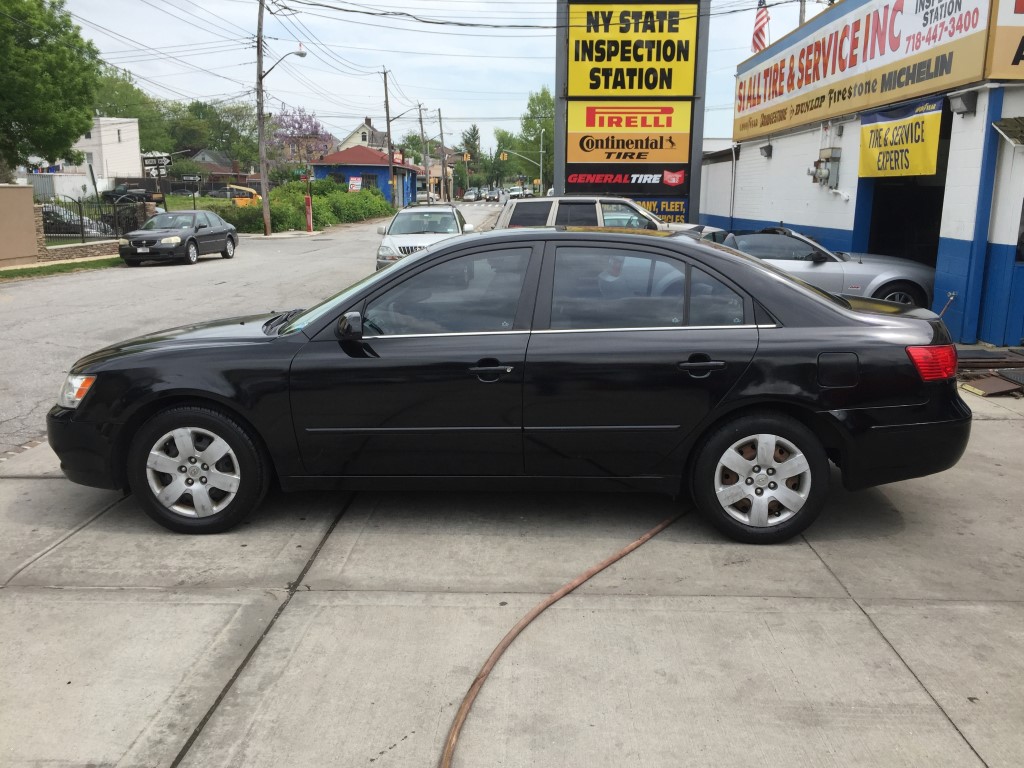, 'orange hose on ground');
439,510,687,768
